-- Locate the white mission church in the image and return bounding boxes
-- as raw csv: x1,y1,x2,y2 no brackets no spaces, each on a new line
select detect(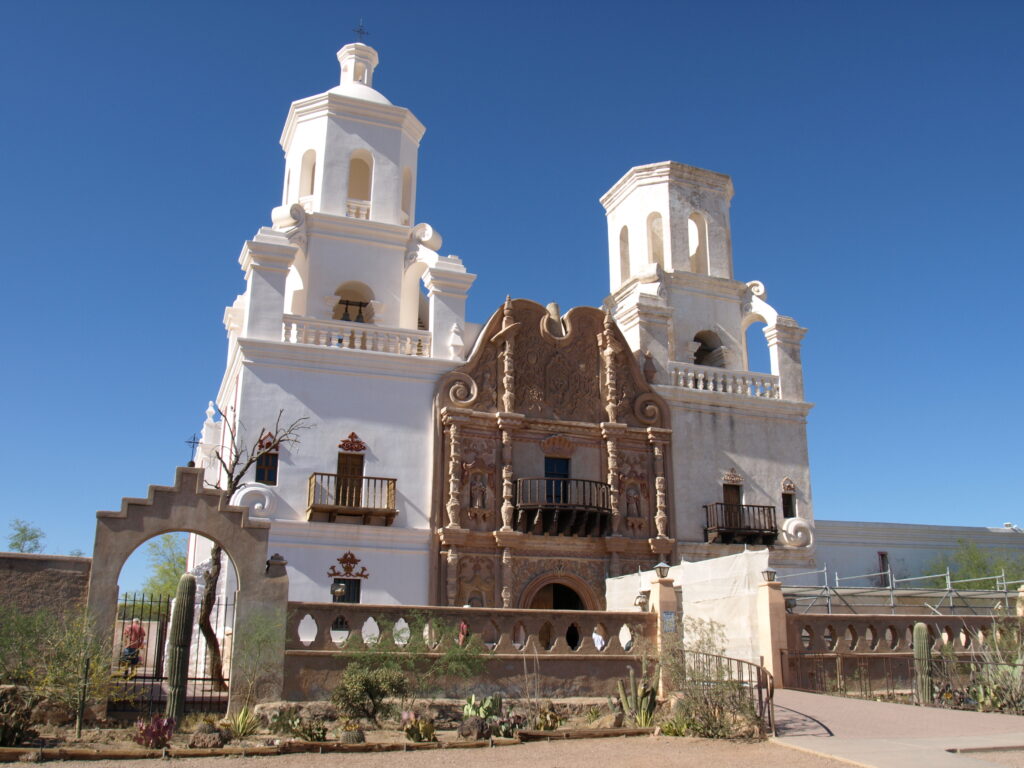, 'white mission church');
188,40,1020,610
